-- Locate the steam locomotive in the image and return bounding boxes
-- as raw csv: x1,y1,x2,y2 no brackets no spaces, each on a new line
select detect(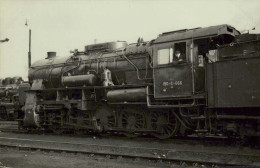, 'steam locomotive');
0,77,24,120
20,24,260,139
